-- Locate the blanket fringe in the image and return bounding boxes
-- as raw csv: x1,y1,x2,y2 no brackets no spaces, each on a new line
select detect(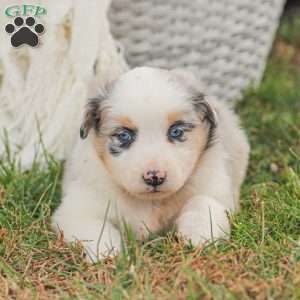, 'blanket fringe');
0,0,127,168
